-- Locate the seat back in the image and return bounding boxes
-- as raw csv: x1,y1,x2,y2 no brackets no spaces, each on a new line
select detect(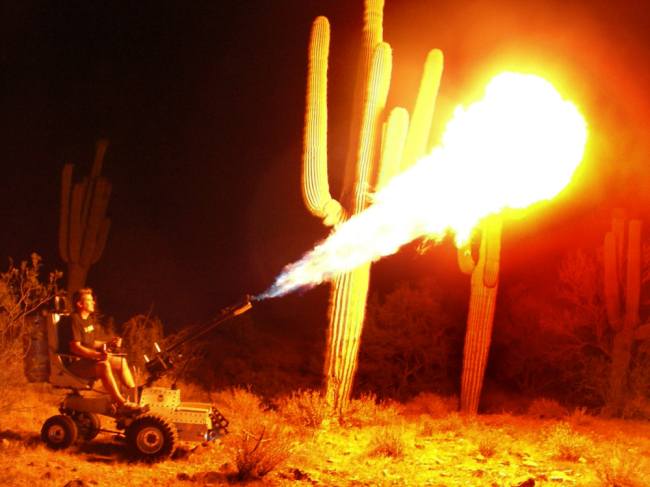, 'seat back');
46,301,95,390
